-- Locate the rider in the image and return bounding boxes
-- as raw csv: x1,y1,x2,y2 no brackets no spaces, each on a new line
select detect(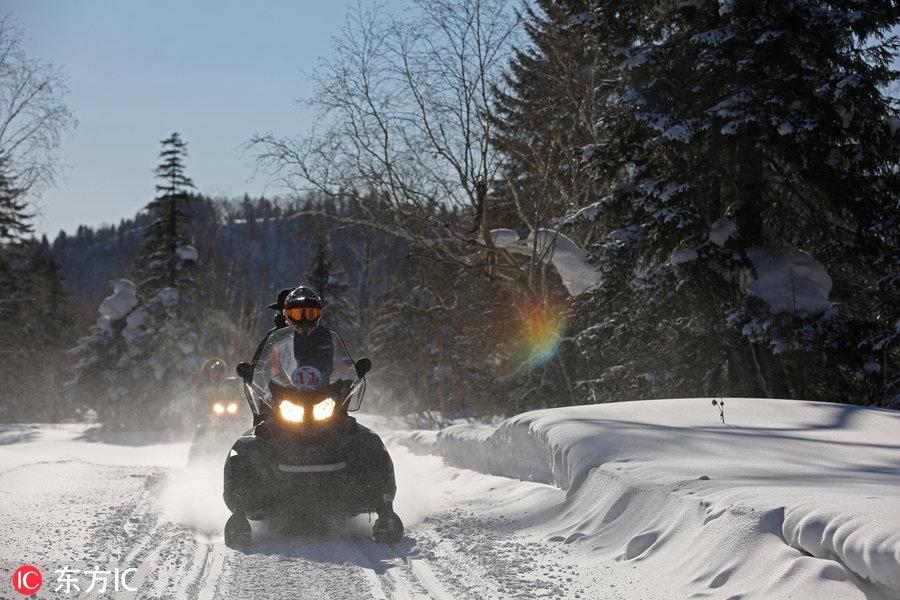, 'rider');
279,286,335,372
240,285,402,541
197,358,228,390
244,286,337,403
194,358,230,419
